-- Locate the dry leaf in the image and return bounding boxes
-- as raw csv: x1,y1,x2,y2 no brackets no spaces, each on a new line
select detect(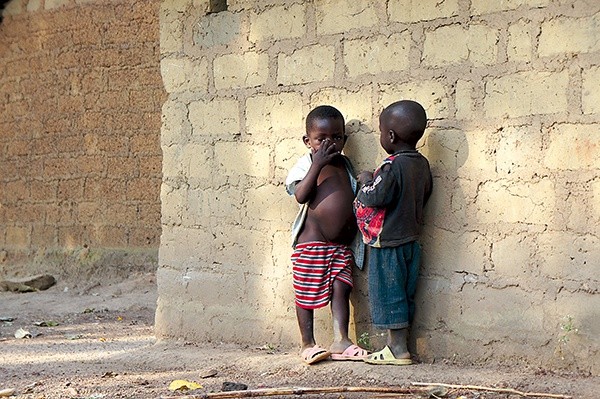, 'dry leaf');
168,379,203,391
14,328,32,339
